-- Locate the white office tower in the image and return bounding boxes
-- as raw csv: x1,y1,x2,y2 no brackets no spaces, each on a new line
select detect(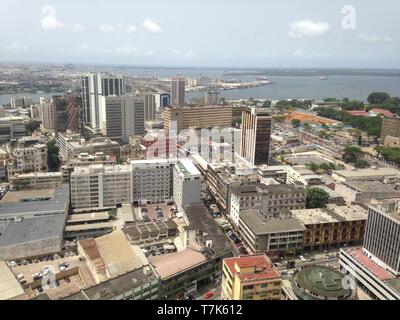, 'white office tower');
144,93,156,121
70,164,132,210
173,158,202,213
100,96,144,143
131,159,174,205
81,73,125,128
154,92,171,111
171,76,185,106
